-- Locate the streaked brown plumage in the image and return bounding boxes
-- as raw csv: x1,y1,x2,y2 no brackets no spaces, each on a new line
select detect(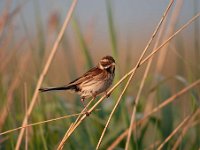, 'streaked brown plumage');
39,56,115,115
